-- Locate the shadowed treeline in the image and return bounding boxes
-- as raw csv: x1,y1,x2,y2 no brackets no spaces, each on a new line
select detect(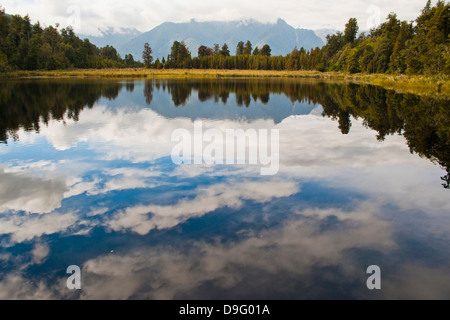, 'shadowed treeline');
153,79,324,107
0,80,123,142
148,2,449,75
318,82,450,189
1,79,448,188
